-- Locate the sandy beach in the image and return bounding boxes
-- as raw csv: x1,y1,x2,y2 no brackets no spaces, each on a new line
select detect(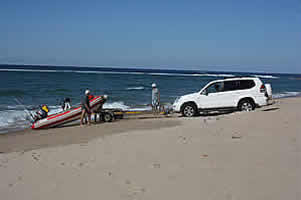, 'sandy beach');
0,97,300,200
